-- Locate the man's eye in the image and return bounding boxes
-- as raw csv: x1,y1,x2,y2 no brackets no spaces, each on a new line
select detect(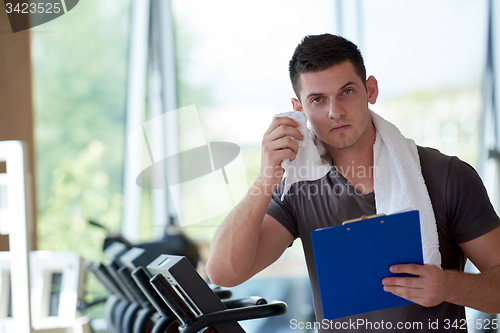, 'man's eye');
311,97,322,103
343,89,353,95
